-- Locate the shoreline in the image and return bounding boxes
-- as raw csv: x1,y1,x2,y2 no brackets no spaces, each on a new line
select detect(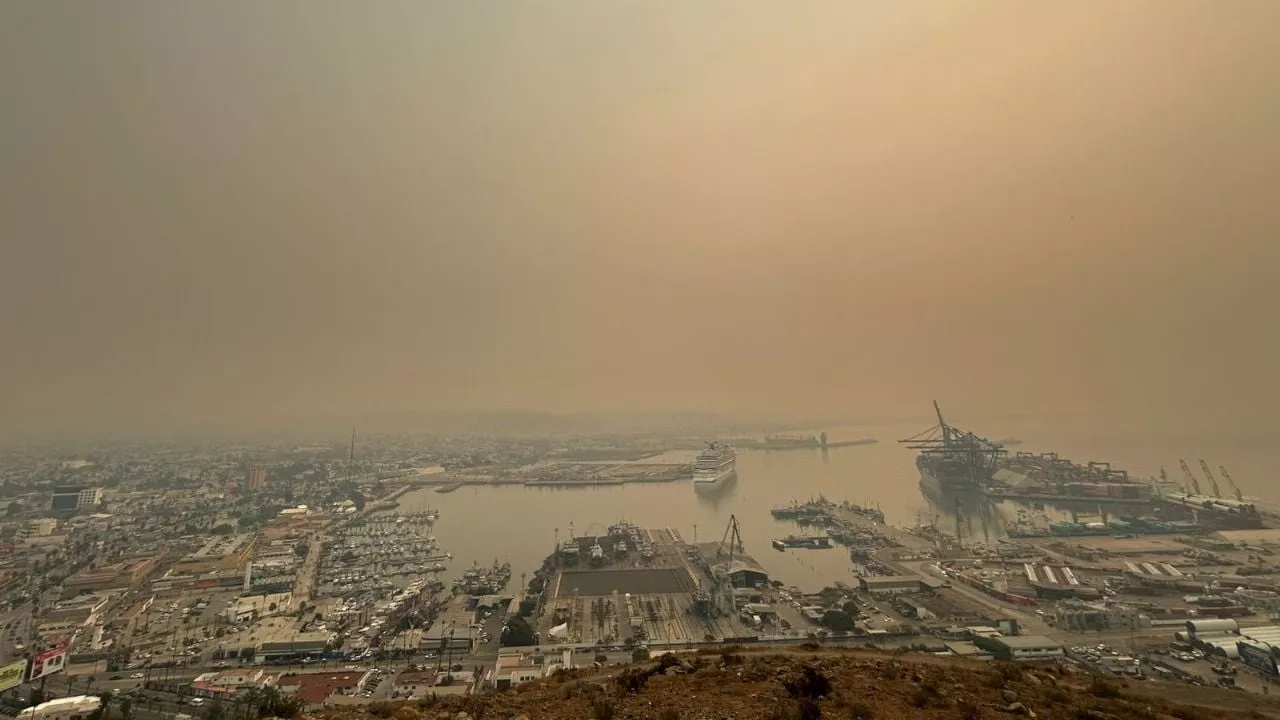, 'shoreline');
400,473,691,492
